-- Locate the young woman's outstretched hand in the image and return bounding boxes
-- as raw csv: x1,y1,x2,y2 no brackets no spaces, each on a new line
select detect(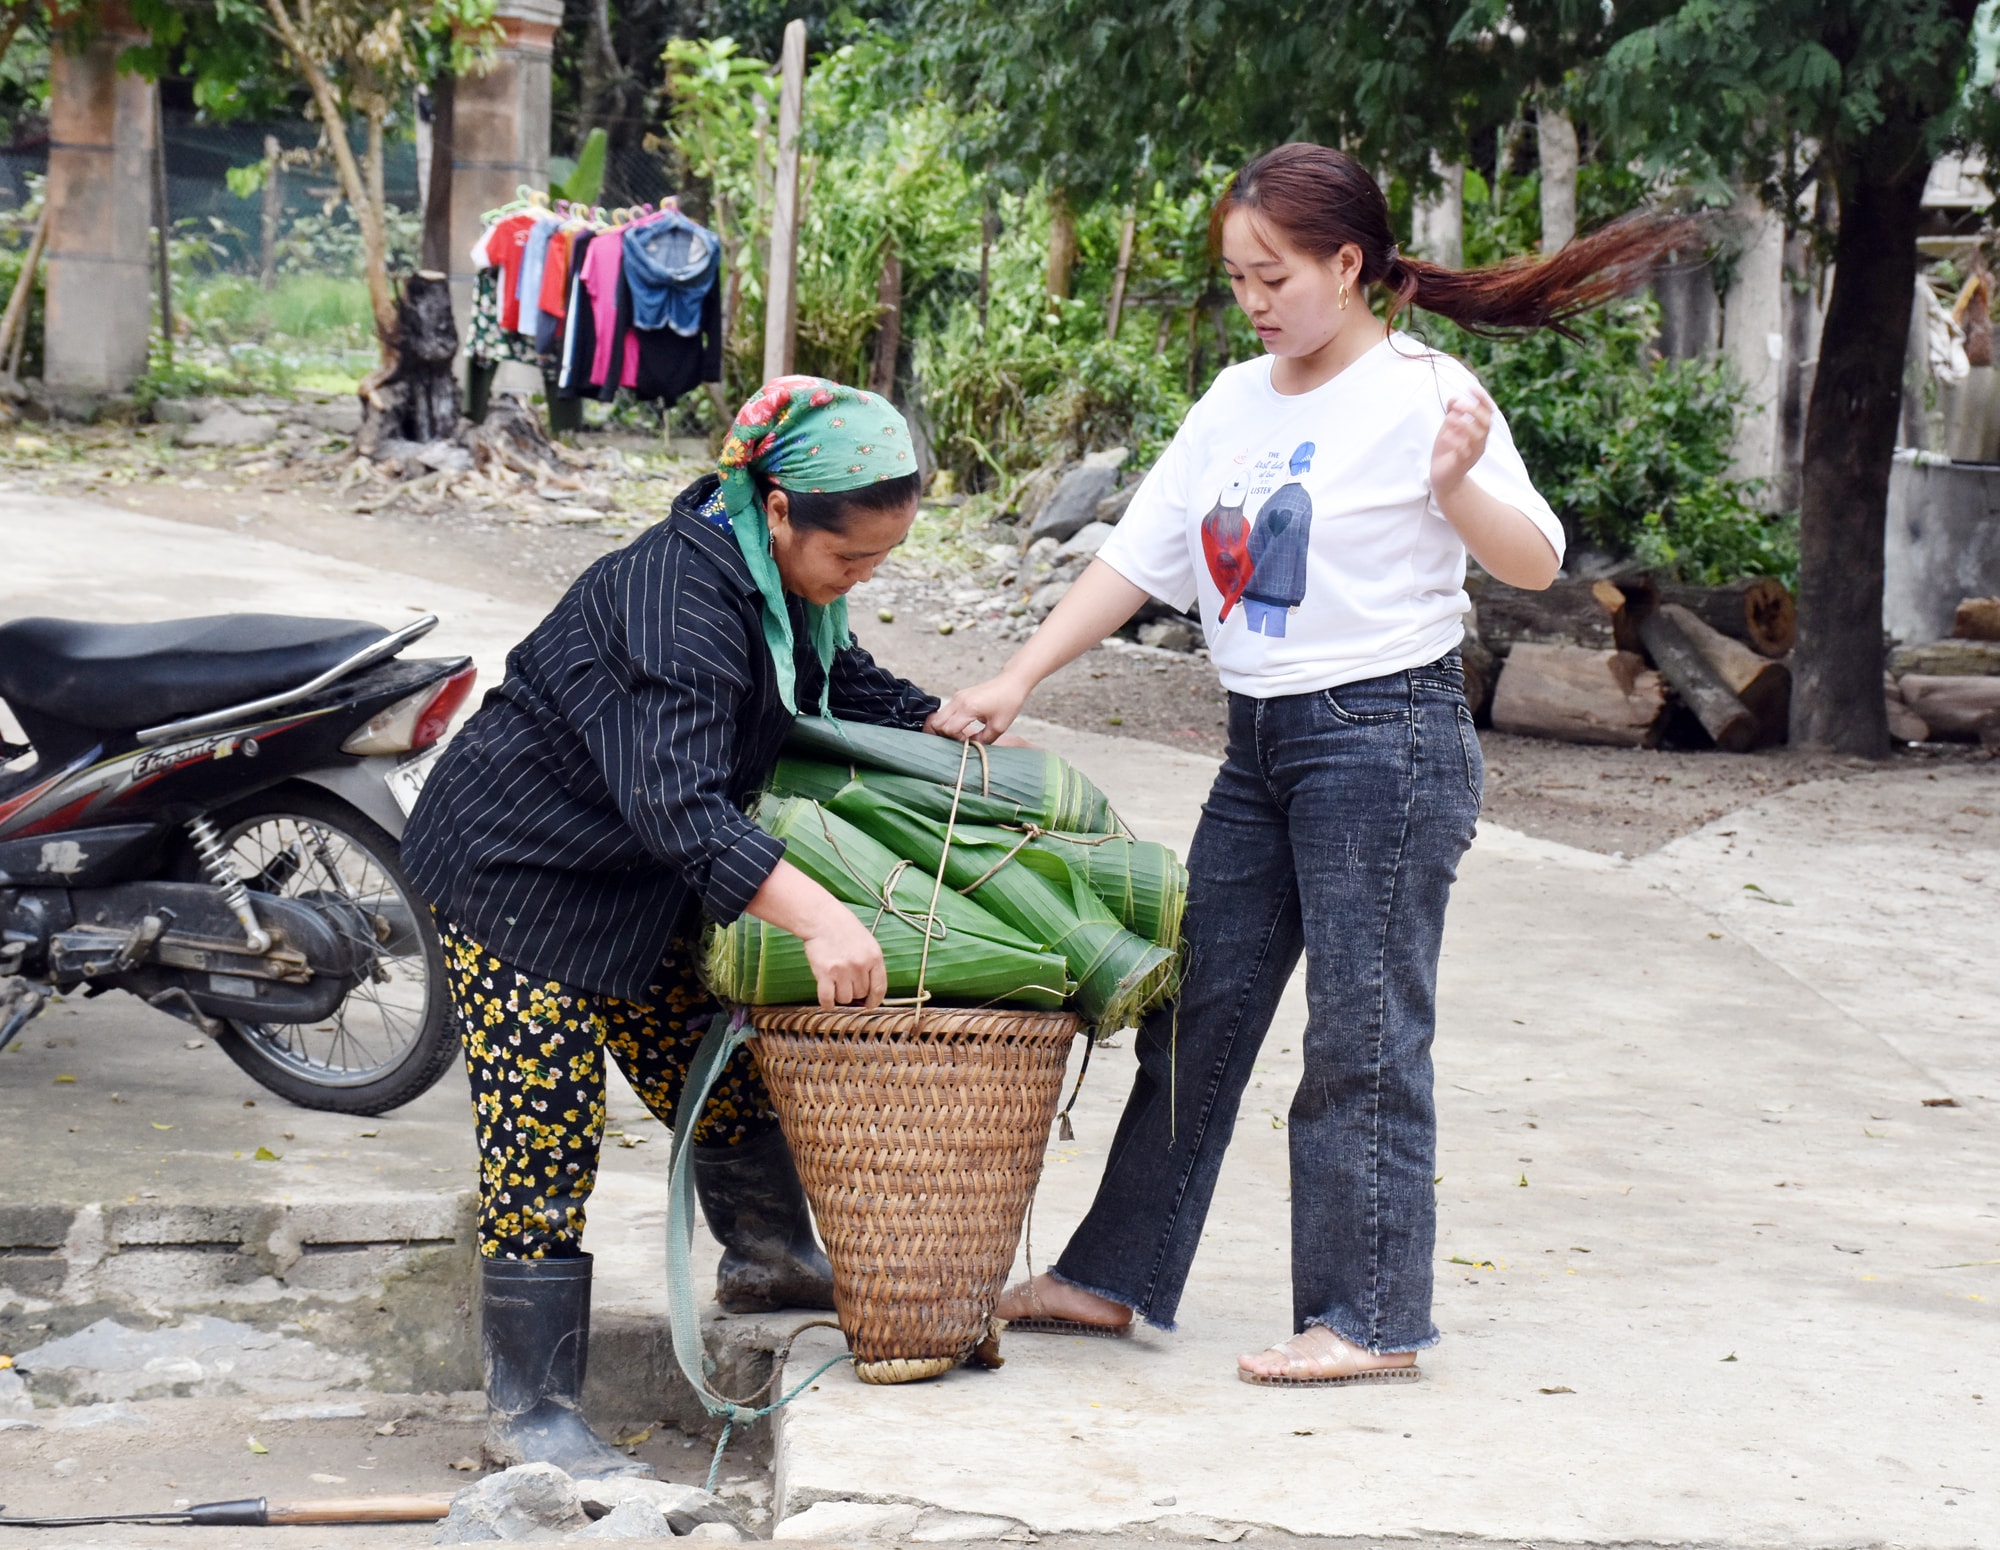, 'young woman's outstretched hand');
1429,389,1561,590
933,559,1151,743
